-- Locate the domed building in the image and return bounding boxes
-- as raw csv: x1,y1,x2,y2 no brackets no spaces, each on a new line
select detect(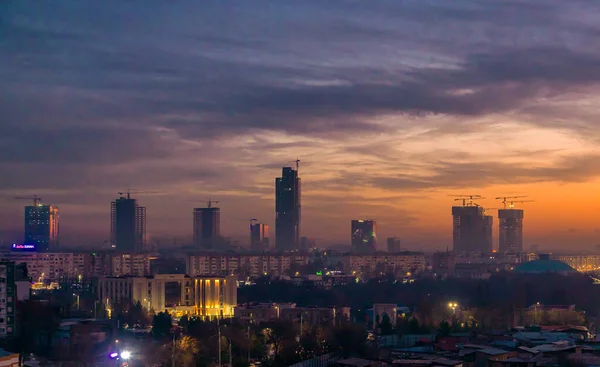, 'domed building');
514,259,577,275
